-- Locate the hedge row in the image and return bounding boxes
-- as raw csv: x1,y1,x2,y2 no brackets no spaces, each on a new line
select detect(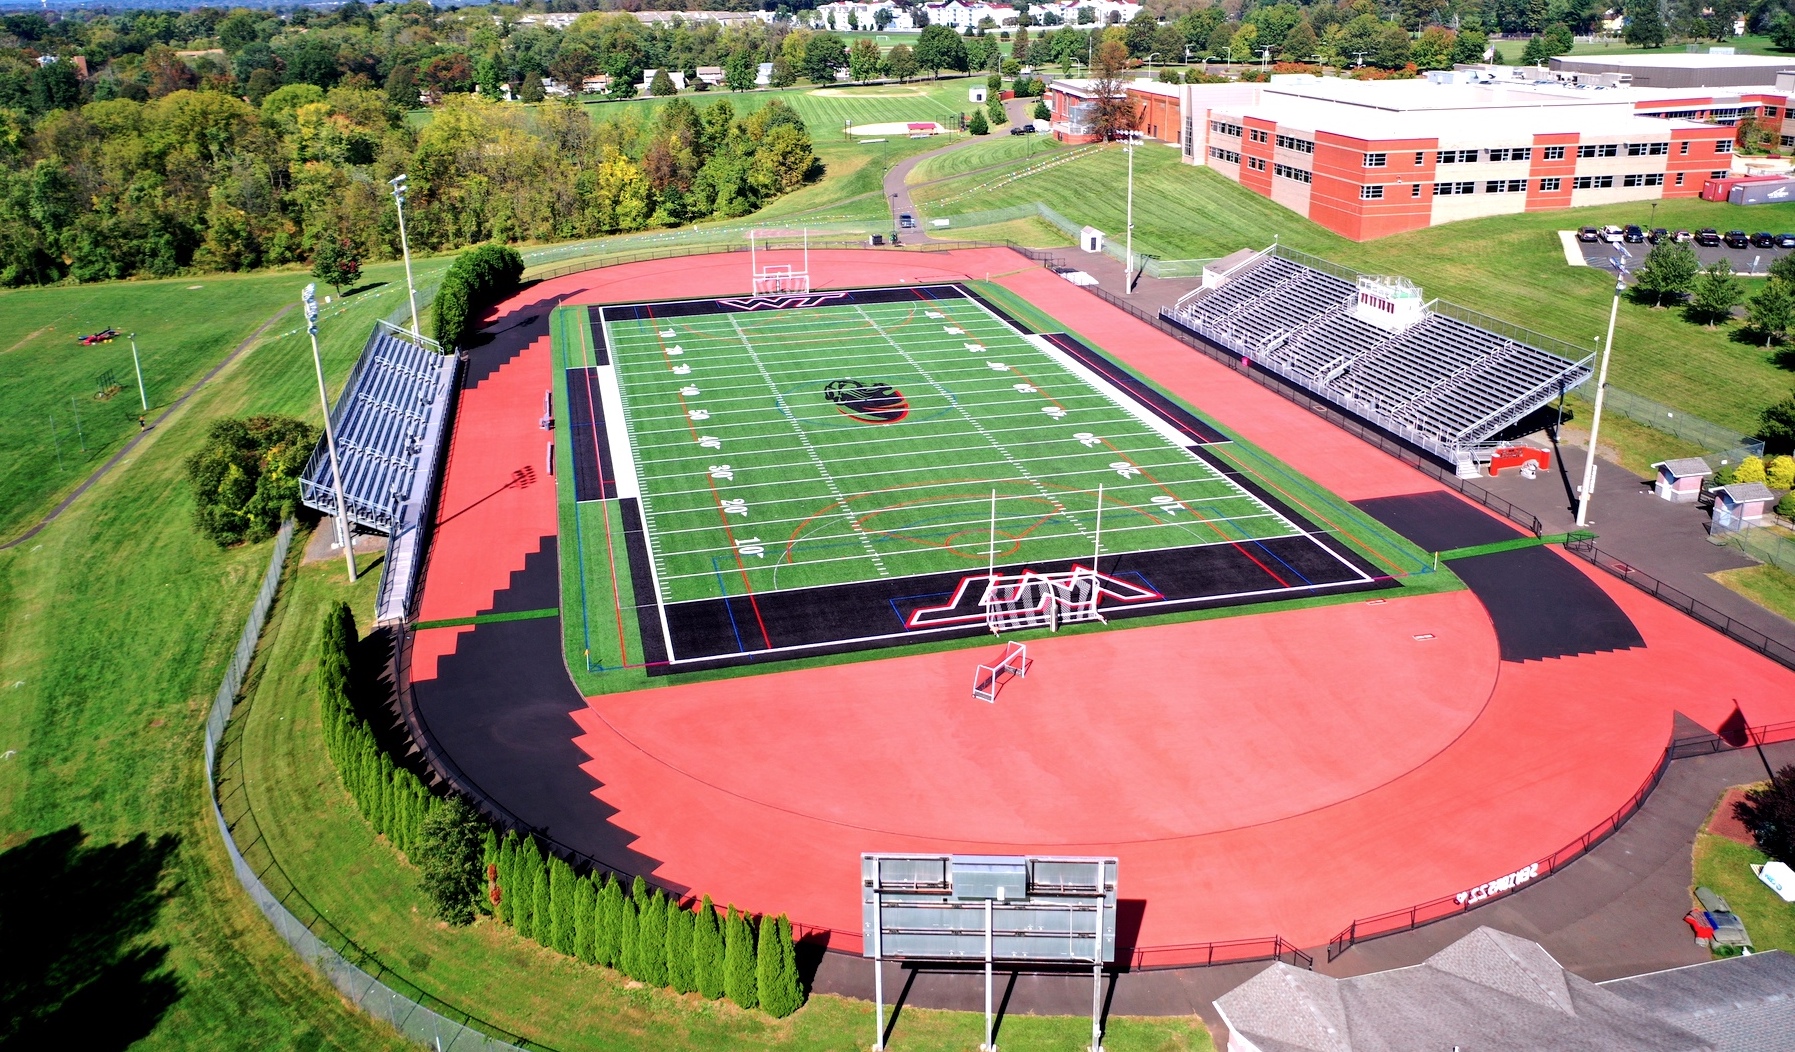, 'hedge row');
487,834,803,1016
318,601,439,860
316,602,804,1016
431,242,525,350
